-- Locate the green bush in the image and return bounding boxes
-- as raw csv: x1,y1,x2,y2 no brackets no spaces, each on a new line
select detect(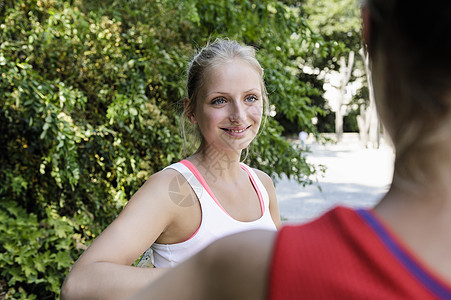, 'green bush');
0,200,89,298
1,0,333,298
